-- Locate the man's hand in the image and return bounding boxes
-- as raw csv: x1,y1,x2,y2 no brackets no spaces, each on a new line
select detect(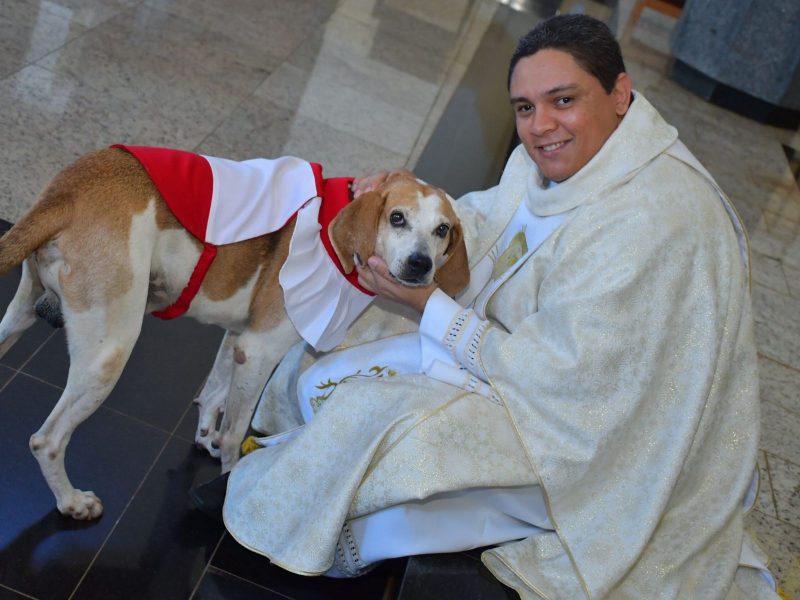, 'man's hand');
351,172,390,198
357,256,437,313
351,169,417,198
